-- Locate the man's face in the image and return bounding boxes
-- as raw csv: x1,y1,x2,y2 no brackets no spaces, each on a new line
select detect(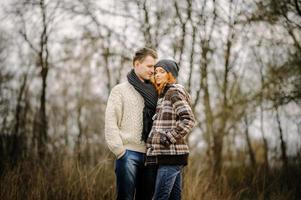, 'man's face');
134,55,156,81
